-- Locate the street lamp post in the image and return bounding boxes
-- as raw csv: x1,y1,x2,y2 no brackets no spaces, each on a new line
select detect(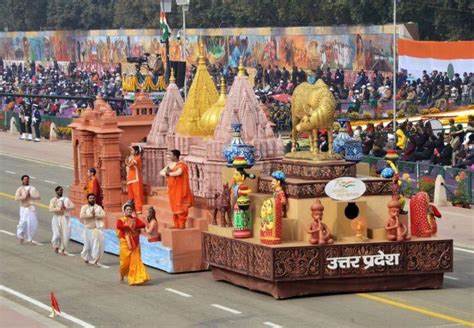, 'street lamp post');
177,0,190,100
